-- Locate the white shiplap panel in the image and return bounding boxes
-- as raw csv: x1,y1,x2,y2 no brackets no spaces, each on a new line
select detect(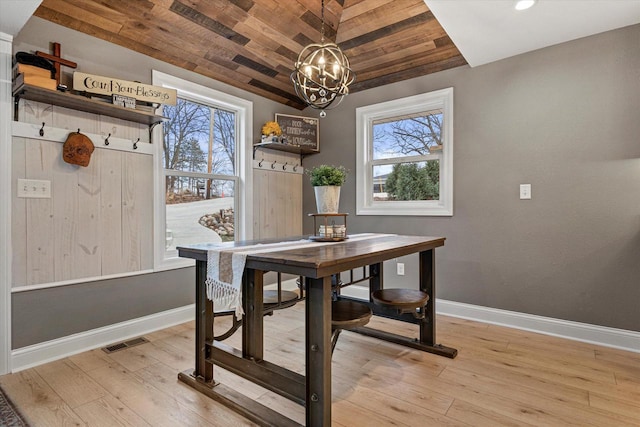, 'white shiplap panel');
251,151,302,239
52,105,100,135
18,99,53,126
11,137,27,287
99,116,149,144
121,153,140,272
75,150,103,279
99,150,123,275
136,154,154,270
51,144,79,282
24,139,55,285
